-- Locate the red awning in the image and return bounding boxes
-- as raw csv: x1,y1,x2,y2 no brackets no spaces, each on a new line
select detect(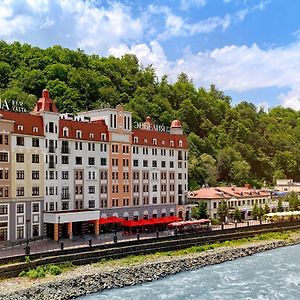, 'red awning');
99,216,124,225
122,216,182,227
